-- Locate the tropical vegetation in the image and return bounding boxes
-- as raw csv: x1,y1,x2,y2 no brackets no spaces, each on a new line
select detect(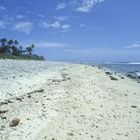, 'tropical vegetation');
0,38,44,60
